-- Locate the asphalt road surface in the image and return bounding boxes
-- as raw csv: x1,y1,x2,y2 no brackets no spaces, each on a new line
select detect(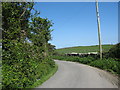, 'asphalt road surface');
37,60,118,88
